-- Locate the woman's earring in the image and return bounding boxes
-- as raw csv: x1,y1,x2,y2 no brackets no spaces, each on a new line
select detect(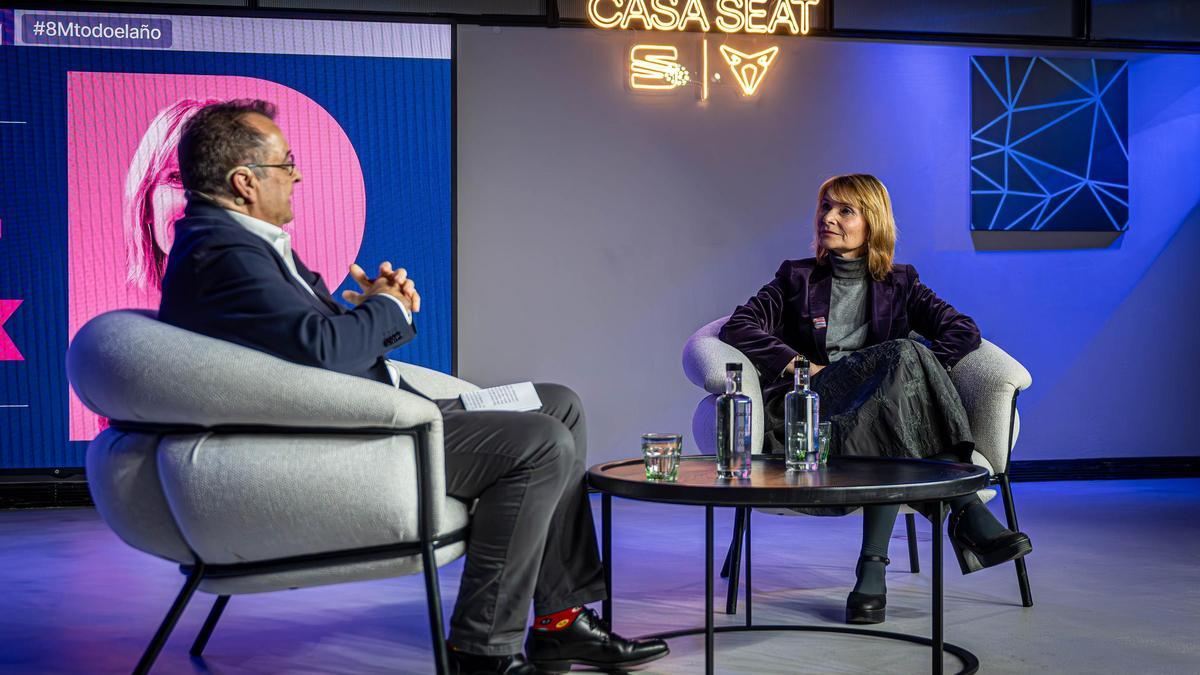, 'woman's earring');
234,196,246,205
